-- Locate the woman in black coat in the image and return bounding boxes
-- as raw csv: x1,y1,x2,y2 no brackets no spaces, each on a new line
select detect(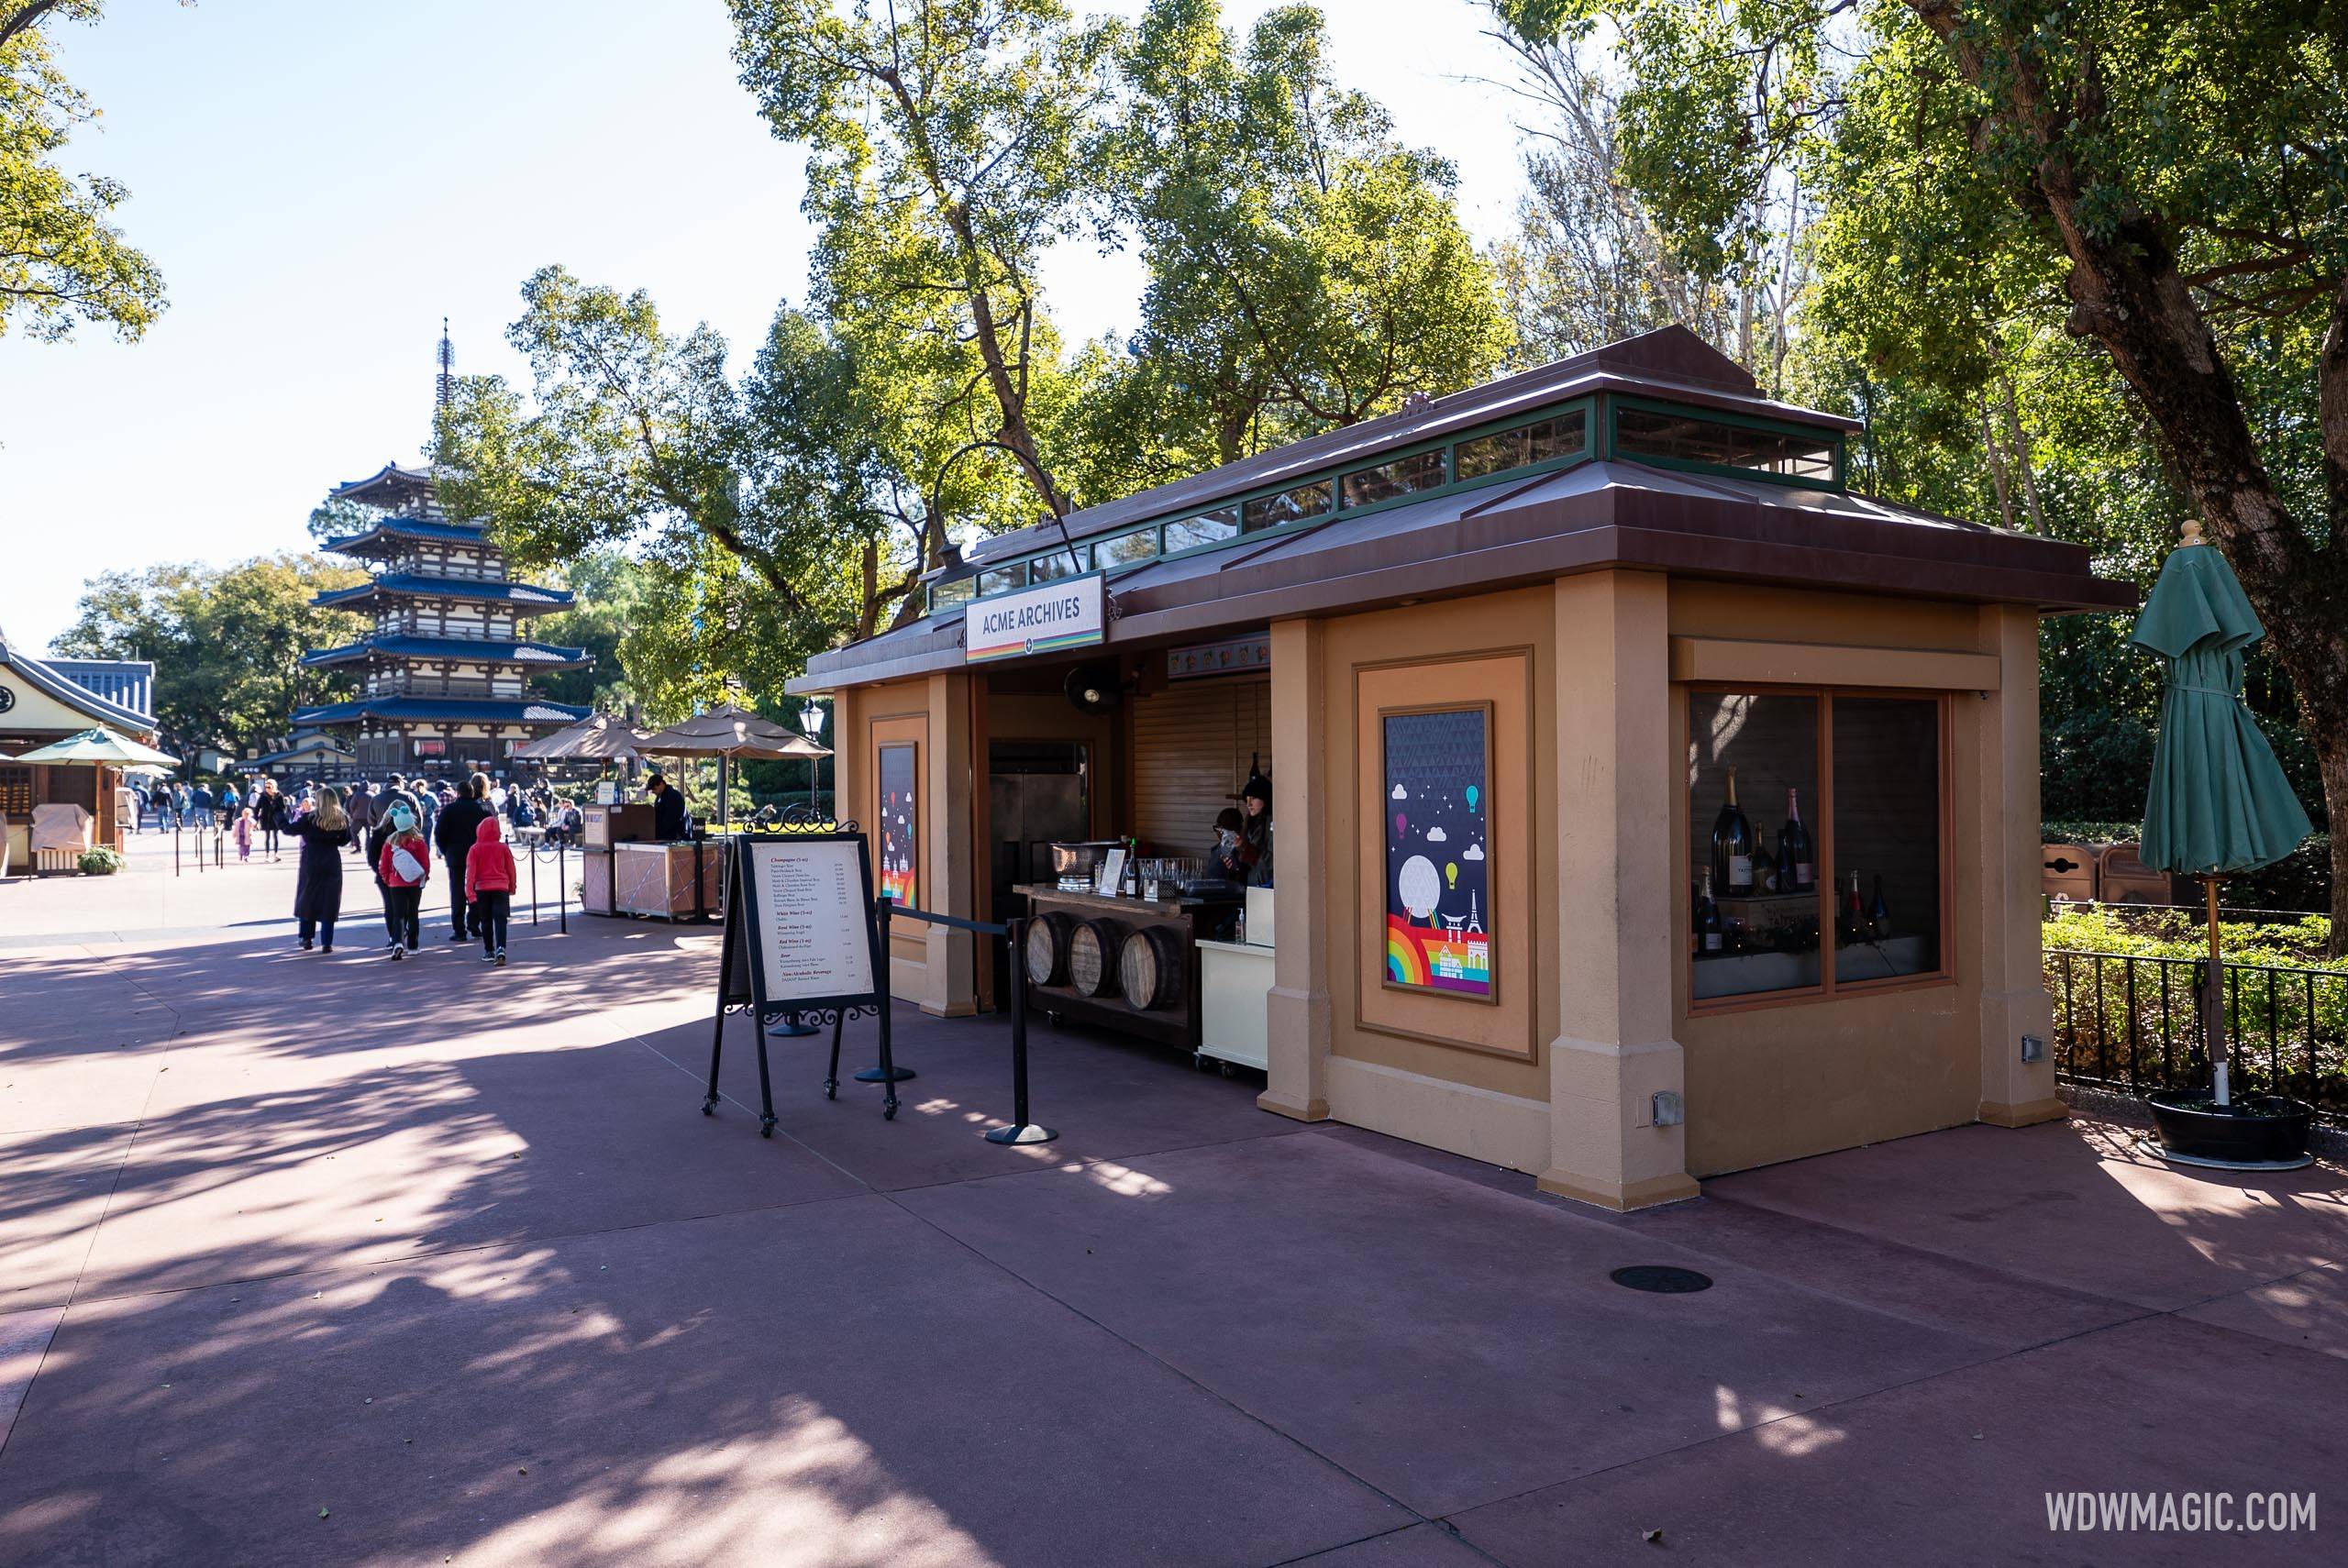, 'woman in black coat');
291,787,352,952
